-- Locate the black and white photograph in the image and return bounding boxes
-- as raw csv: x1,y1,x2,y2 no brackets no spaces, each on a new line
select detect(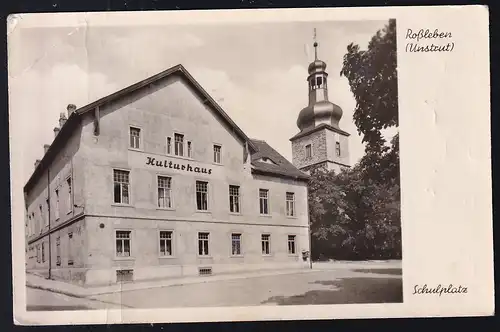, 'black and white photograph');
8,6,492,324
